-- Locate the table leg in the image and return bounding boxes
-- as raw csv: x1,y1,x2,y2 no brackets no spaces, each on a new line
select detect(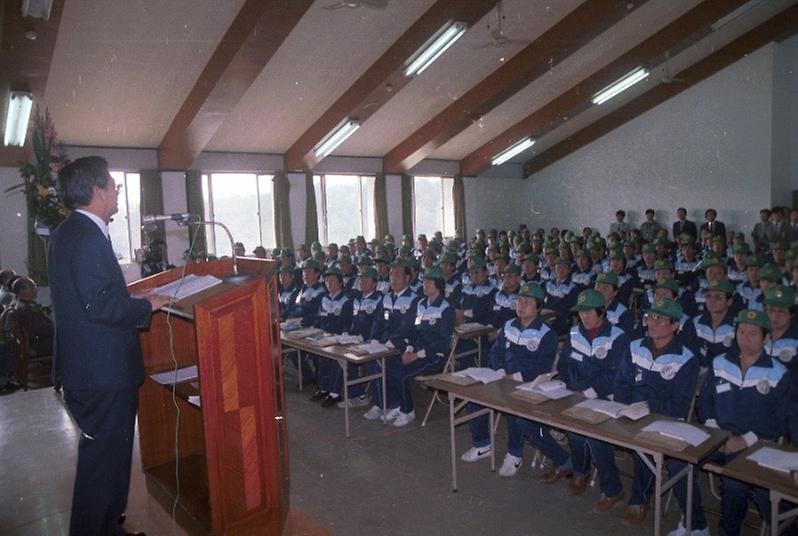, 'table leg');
450,393,458,492
772,490,779,536
653,454,662,536
381,357,387,426
297,351,303,390
686,464,693,533
489,410,495,472
339,360,349,438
